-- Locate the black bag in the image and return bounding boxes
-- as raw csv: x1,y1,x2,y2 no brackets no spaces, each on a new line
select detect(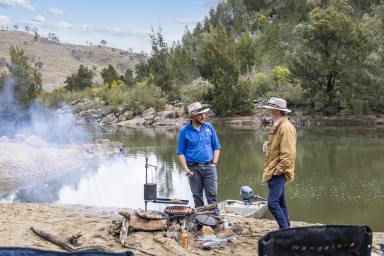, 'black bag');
0,248,134,256
258,225,372,256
